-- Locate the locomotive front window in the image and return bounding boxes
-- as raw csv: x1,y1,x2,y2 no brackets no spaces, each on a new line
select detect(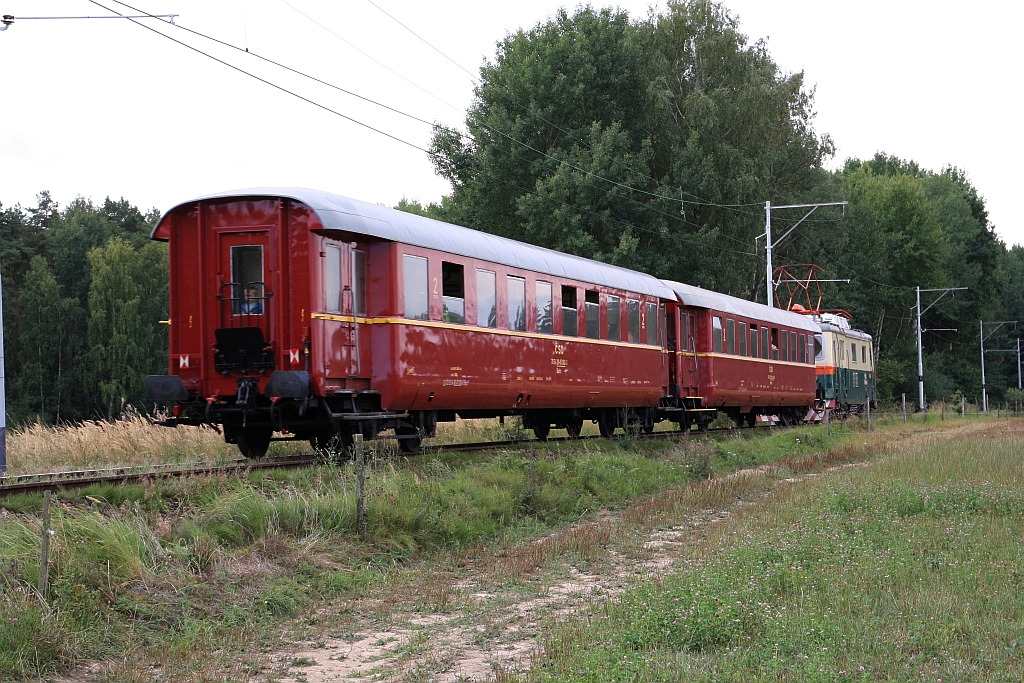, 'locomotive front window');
726,319,735,355
627,299,640,343
712,317,723,353
324,245,342,314
561,286,578,337
814,334,825,361
646,302,659,345
403,255,429,321
607,295,621,342
231,245,264,315
536,281,553,334
584,290,600,339
477,269,497,328
442,262,465,324
739,322,747,357
508,276,527,332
